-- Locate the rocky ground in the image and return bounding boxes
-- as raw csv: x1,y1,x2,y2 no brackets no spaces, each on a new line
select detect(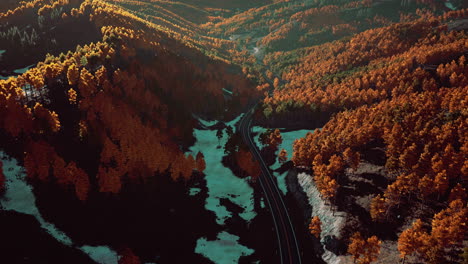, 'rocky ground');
289,157,405,264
